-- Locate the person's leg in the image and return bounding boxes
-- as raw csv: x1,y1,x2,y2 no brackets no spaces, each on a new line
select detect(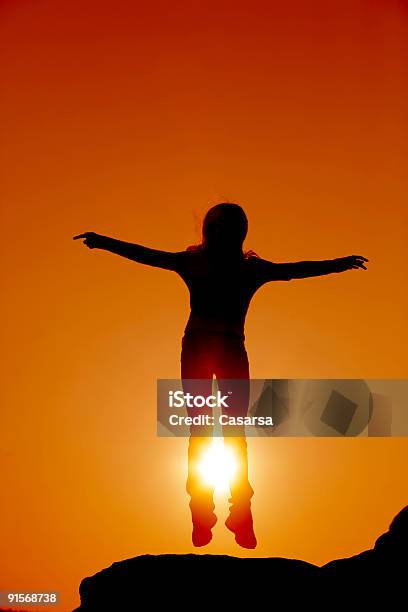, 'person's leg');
181,333,216,546
216,336,257,549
